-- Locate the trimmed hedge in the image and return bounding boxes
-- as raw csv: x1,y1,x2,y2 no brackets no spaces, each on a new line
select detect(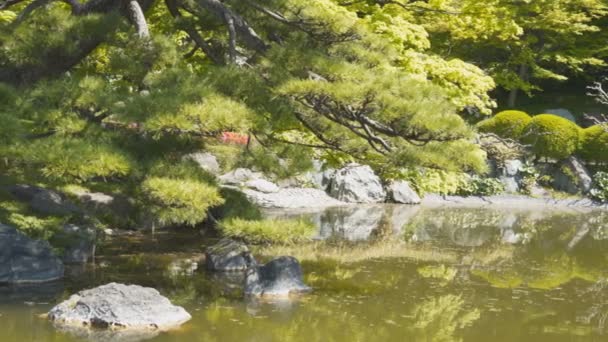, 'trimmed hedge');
477,110,532,139
580,125,608,163
522,114,582,160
